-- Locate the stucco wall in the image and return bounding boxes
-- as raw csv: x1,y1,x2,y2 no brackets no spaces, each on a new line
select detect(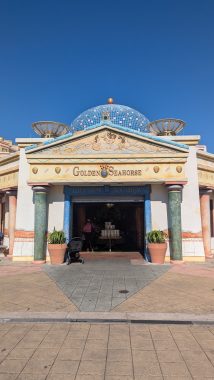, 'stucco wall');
13,150,65,258
47,185,64,232
15,148,35,231
181,147,204,258
150,184,168,231
181,147,202,233
13,149,34,257
211,238,214,251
